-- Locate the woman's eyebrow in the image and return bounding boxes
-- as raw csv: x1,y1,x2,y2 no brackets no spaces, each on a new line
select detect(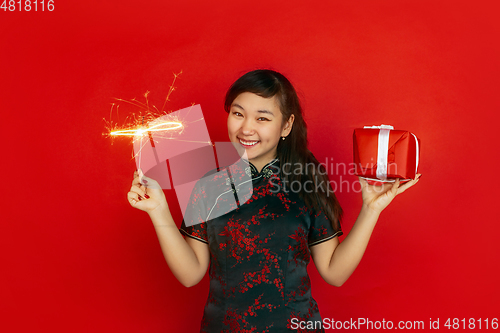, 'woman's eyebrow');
257,109,274,116
232,103,245,110
232,103,274,116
